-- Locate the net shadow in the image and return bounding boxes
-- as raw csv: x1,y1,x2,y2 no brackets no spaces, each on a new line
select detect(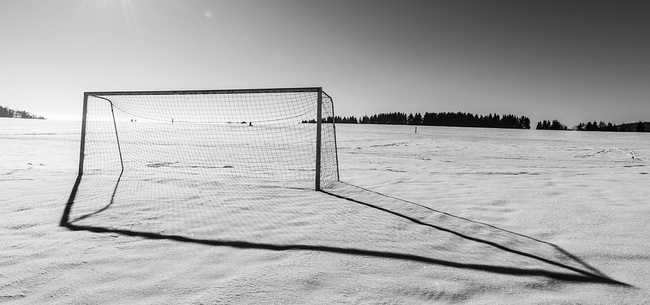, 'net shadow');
321,181,629,286
60,177,630,286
